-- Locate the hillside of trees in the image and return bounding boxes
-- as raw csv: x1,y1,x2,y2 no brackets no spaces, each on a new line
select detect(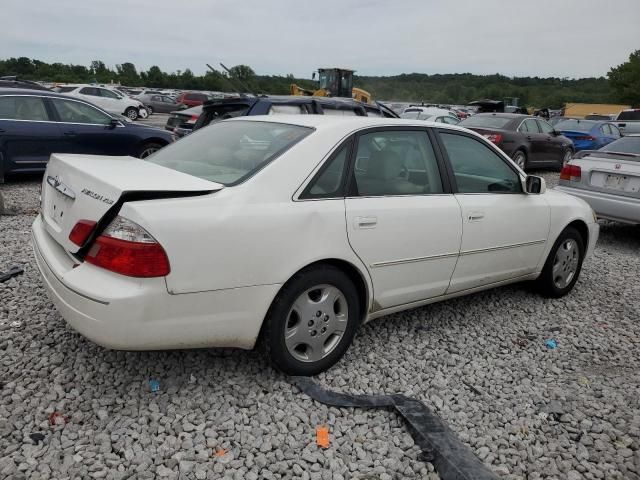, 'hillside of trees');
0,56,619,108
